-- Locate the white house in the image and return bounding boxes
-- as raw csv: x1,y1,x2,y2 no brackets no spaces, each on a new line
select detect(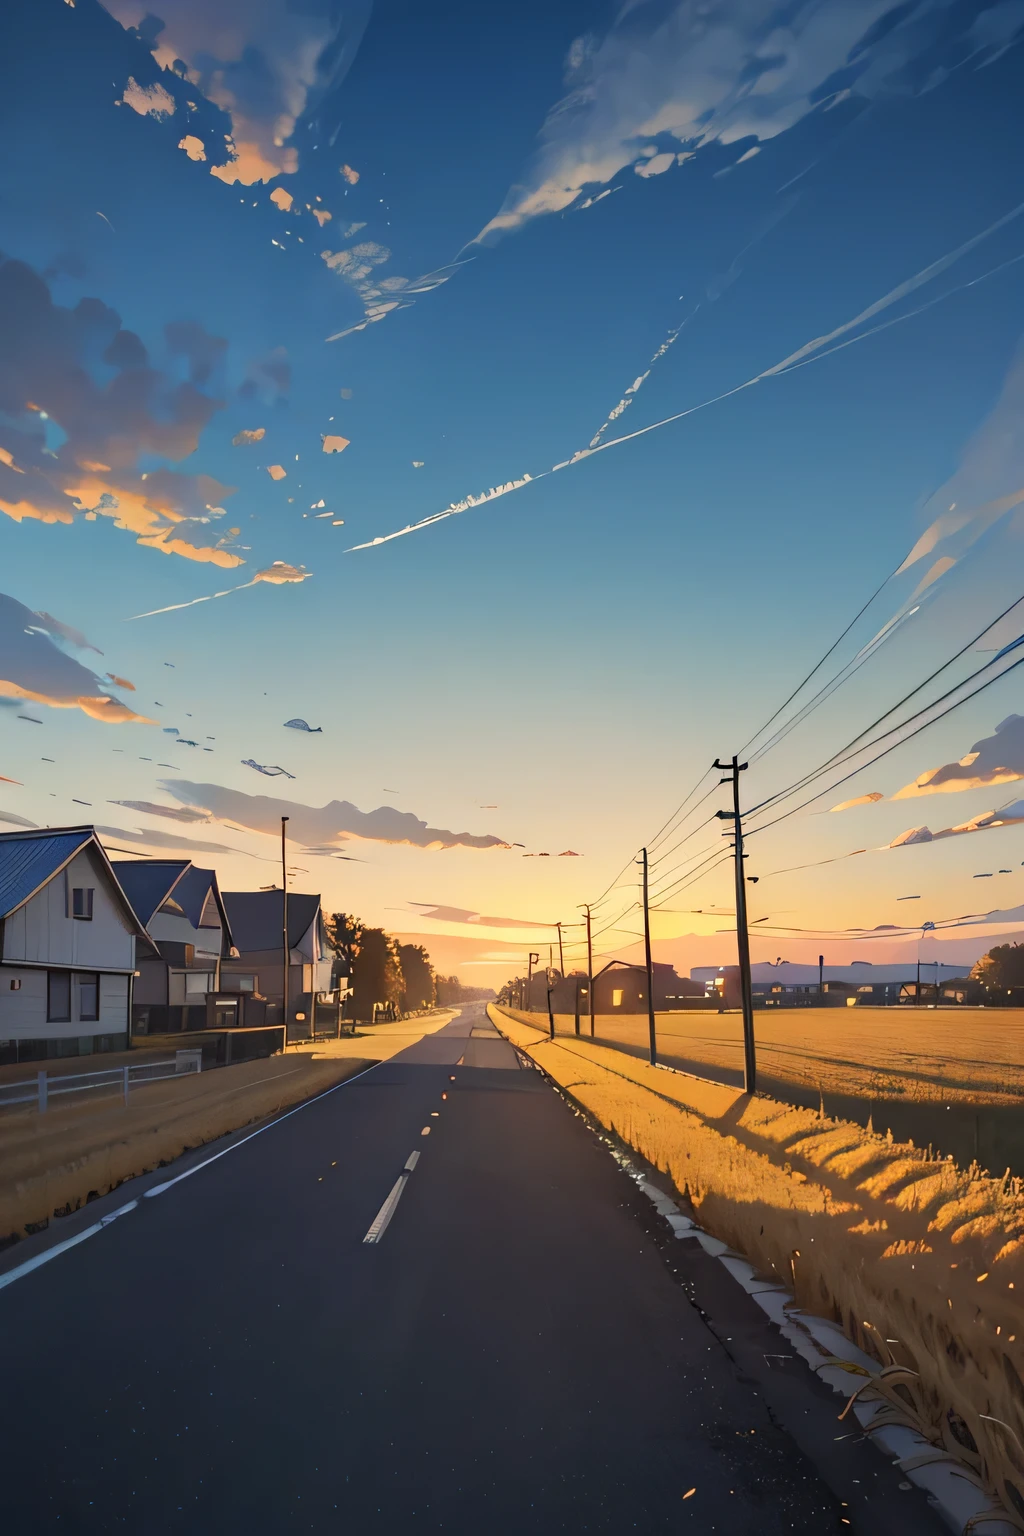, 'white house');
0,827,150,1064
110,859,236,1035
